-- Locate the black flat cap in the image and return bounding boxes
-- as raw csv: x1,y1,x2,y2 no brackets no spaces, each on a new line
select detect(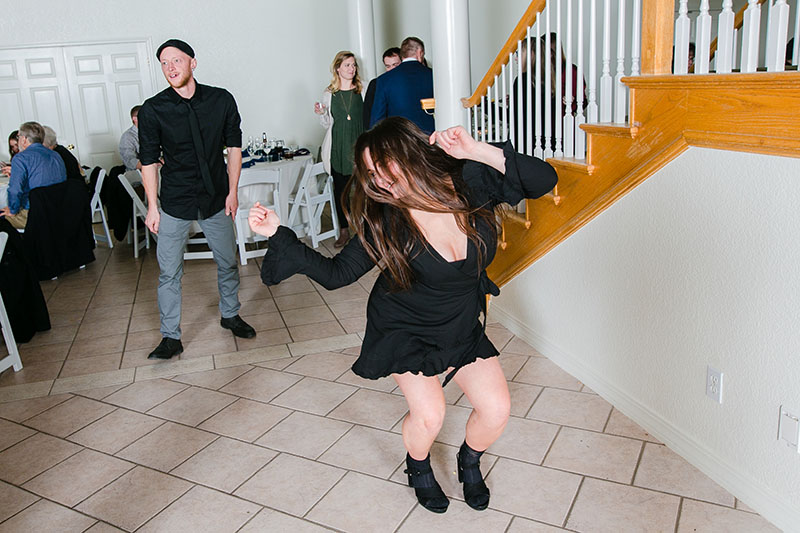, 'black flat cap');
156,39,195,60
